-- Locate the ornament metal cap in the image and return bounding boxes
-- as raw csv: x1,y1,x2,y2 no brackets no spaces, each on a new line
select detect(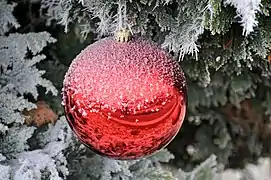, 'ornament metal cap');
115,28,132,42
